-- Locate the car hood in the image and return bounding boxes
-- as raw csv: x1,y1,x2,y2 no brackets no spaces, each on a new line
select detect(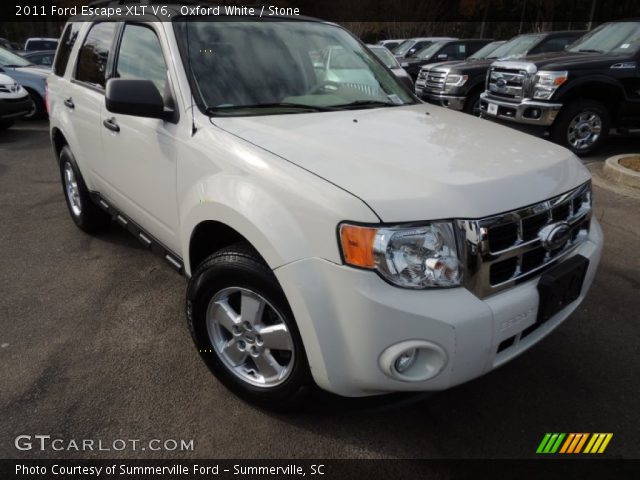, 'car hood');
214,104,590,222
512,51,636,70
8,65,50,78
